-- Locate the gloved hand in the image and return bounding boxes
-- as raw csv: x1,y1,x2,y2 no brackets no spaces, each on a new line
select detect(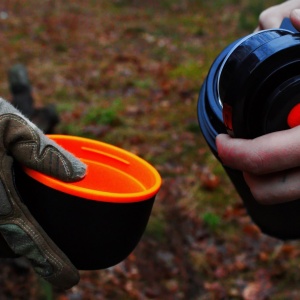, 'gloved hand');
0,97,86,289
